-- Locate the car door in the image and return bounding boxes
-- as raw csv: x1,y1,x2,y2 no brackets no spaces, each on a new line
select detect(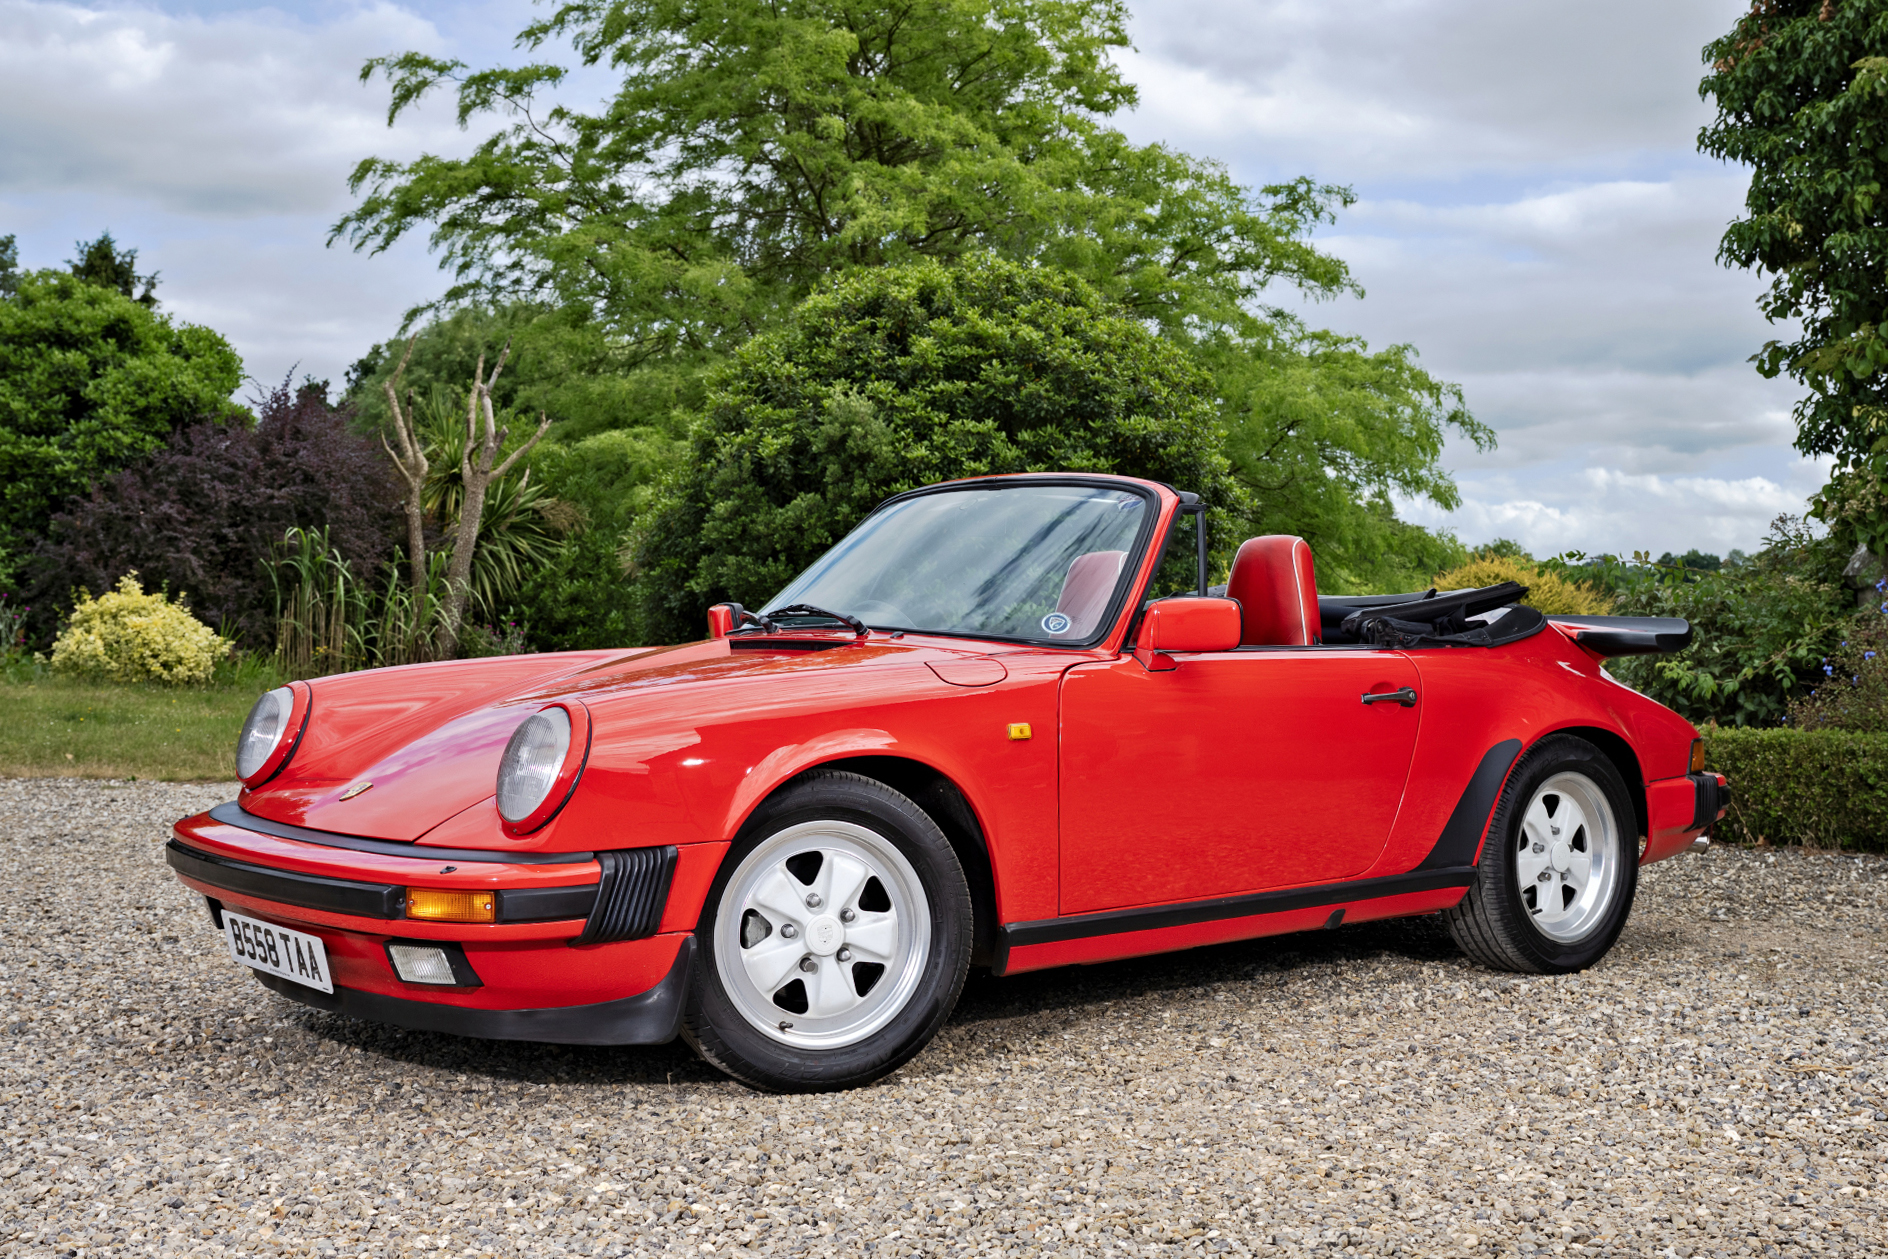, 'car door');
1058,647,1423,914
